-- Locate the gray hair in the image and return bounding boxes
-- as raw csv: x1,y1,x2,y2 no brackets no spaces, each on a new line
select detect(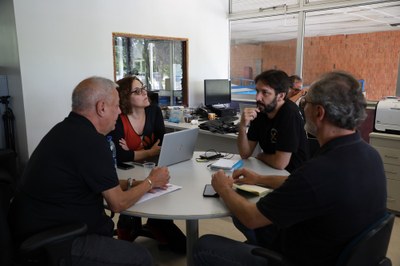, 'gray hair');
307,71,367,130
72,76,118,112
